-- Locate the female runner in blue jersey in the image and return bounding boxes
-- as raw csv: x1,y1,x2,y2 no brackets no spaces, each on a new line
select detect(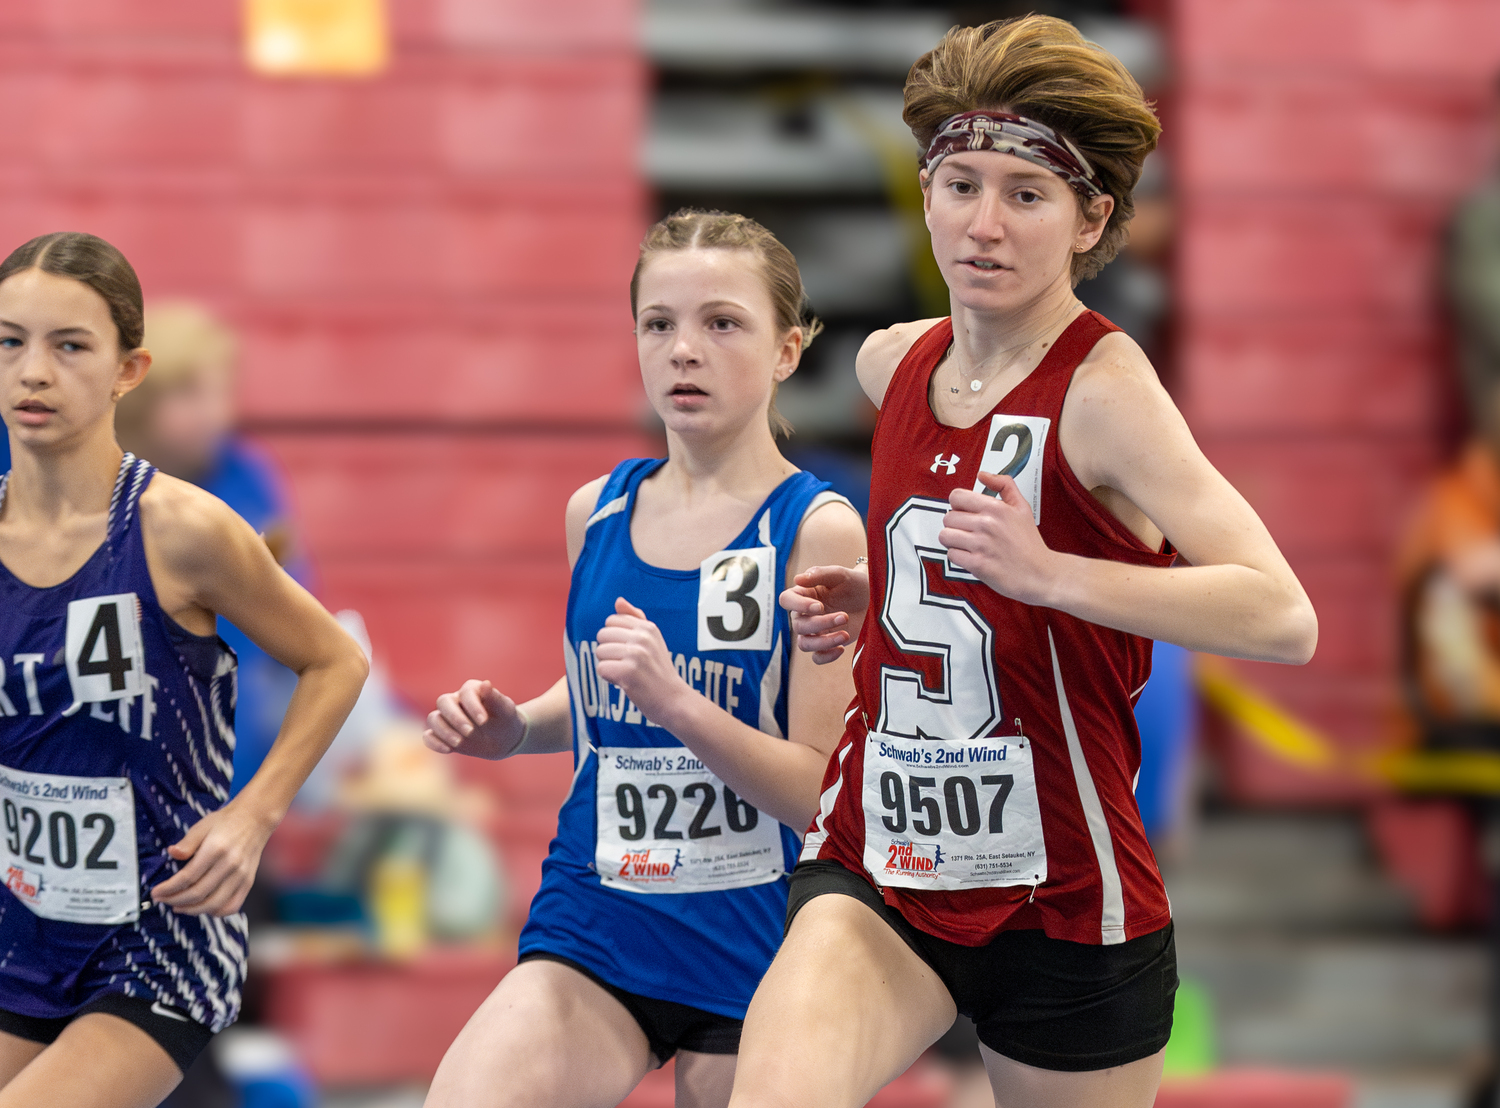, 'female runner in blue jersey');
421,210,866,1108
0,232,369,1108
